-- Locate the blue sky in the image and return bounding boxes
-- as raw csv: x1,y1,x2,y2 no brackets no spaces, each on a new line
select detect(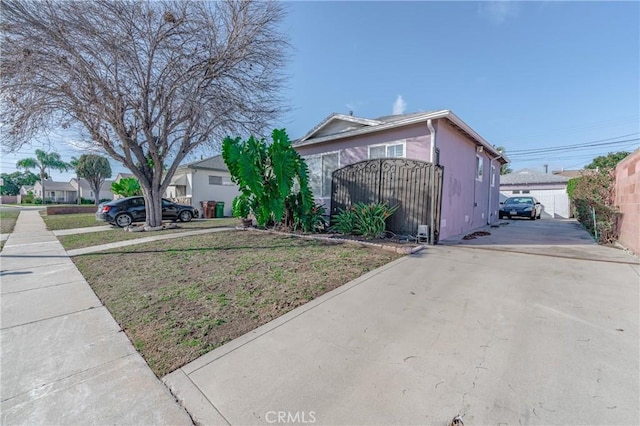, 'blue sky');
2,0,639,180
